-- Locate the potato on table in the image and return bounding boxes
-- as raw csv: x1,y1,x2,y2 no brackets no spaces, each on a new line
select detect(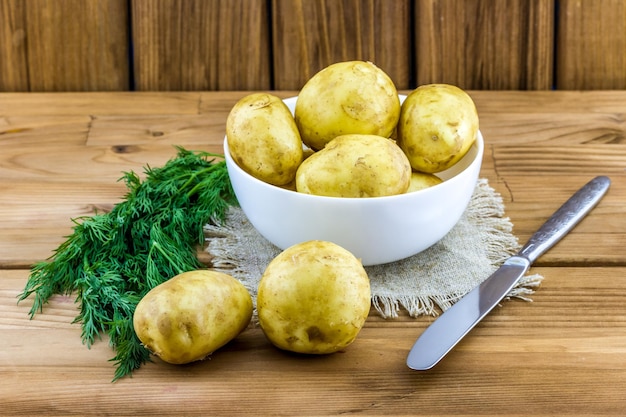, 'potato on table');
133,270,253,365
257,240,371,354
